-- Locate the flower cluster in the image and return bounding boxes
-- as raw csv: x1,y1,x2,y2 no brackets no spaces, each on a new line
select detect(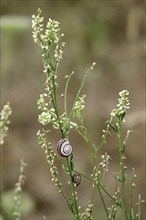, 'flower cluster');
99,152,111,172
79,202,93,219
37,94,59,128
32,8,65,69
60,113,78,132
91,166,100,188
101,123,111,145
37,94,49,111
0,102,12,145
73,95,86,124
108,183,120,219
111,90,130,120
38,109,56,126
32,8,44,45
12,159,27,220
37,129,63,189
